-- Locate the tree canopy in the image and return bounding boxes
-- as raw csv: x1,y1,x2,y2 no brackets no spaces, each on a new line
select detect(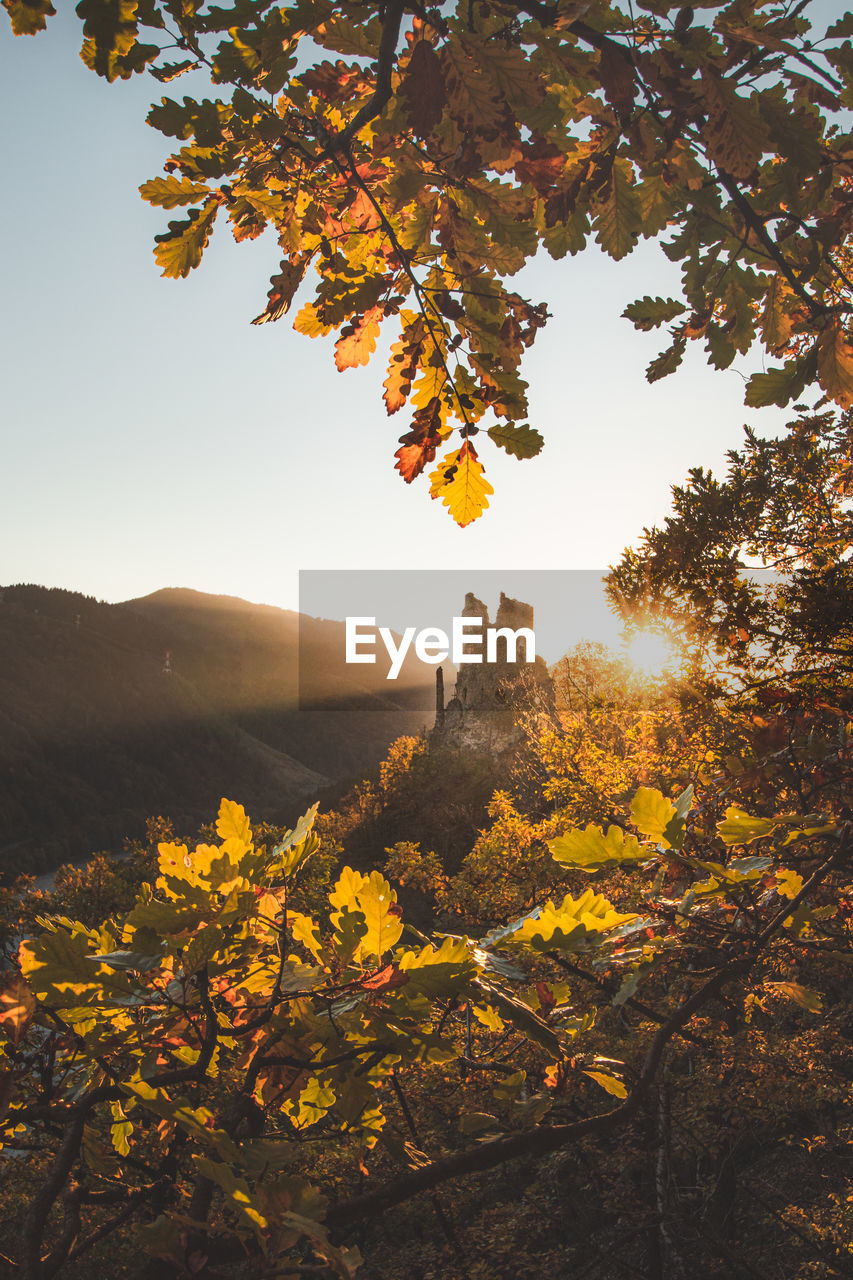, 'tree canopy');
6,0,853,523
607,406,853,680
